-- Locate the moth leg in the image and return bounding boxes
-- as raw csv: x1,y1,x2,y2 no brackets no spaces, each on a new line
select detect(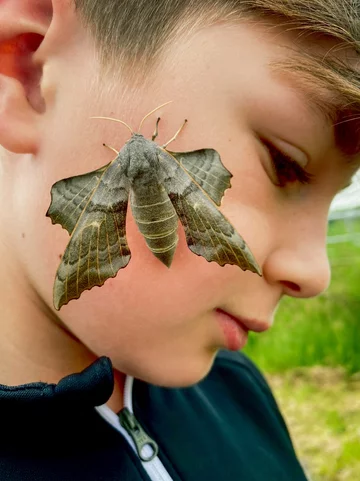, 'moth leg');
152,117,161,141
162,119,188,148
103,143,119,155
